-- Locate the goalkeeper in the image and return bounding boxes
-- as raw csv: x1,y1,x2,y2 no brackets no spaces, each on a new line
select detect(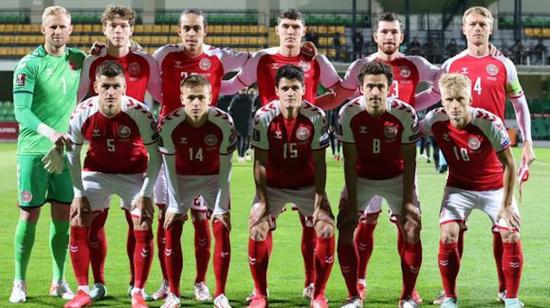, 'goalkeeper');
10,5,85,304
